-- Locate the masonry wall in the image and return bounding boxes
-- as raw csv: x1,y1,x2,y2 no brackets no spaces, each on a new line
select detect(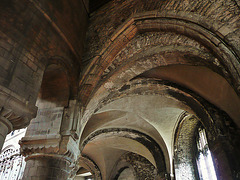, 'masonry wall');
80,0,240,106
85,0,240,64
0,0,88,115
112,152,160,180
174,116,199,180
